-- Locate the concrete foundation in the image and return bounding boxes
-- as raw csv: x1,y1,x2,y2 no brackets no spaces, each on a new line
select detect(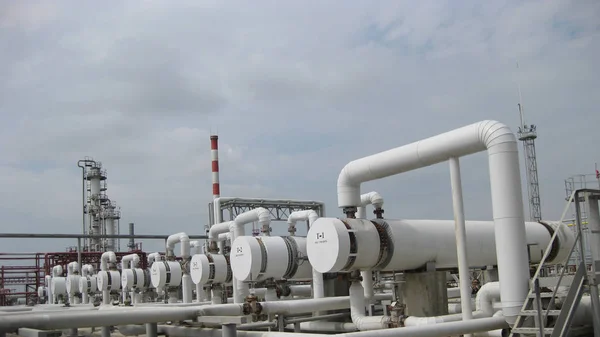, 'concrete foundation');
402,270,448,316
